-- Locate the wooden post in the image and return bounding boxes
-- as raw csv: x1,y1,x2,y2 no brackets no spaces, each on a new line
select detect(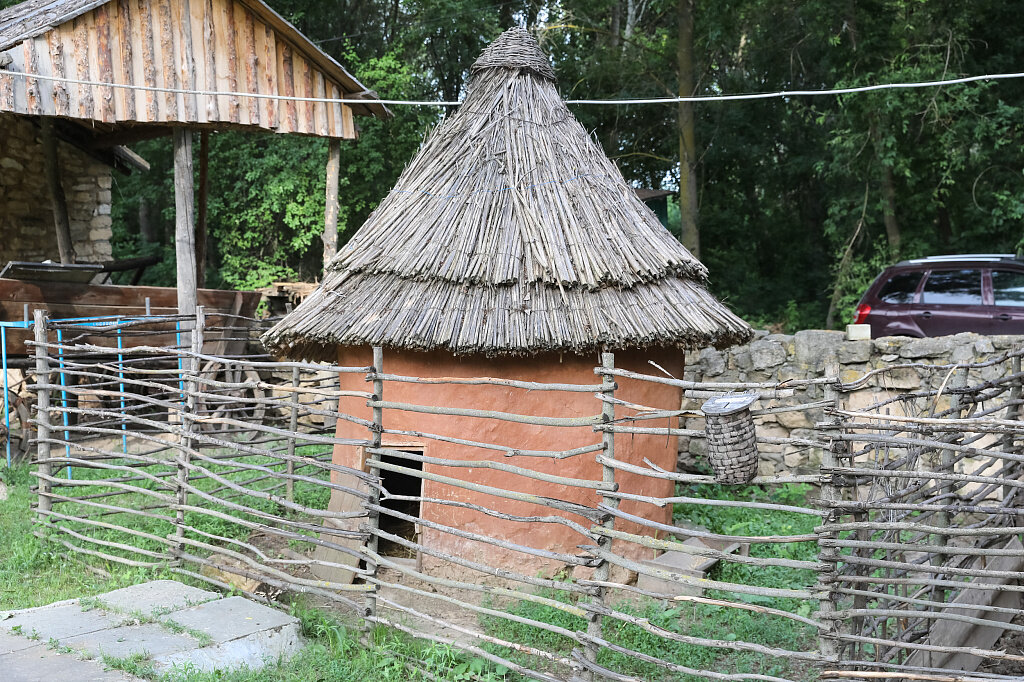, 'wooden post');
286,365,300,502
175,307,203,547
364,346,384,624
174,129,197,320
33,310,52,520
196,130,209,288
817,353,842,667
578,351,617,681
40,119,76,264
323,138,341,267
